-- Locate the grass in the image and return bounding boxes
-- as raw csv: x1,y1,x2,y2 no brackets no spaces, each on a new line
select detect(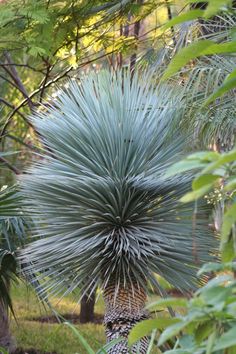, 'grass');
10,282,164,354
